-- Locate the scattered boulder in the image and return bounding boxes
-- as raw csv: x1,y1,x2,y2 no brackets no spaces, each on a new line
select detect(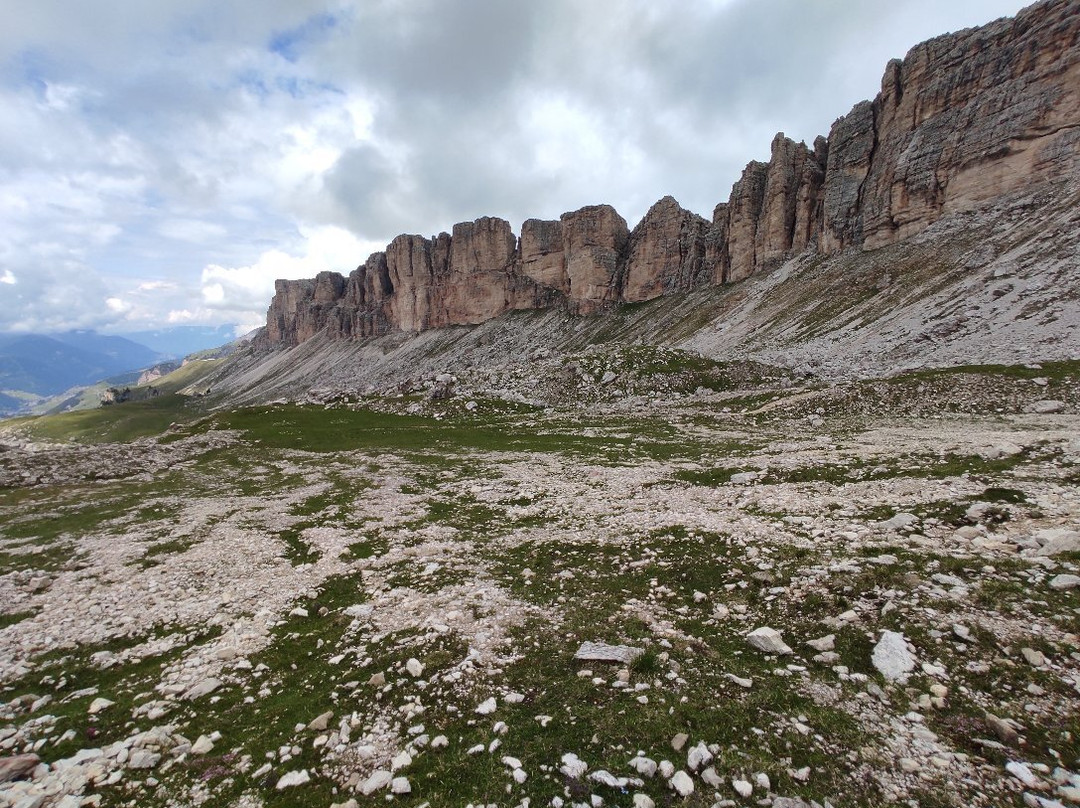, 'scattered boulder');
986,714,1020,746
574,641,644,664
276,769,311,789
1049,574,1080,591
87,697,114,715
560,753,587,779
878,513,919,532
669,769,695,797
128,750,161,770
0,754,40,784
190,735,214,755
360,770,392,795
182,678,222,700
871,631,916,682
1036,529,1080,556
746,627,793,655
1020,647,1046,667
